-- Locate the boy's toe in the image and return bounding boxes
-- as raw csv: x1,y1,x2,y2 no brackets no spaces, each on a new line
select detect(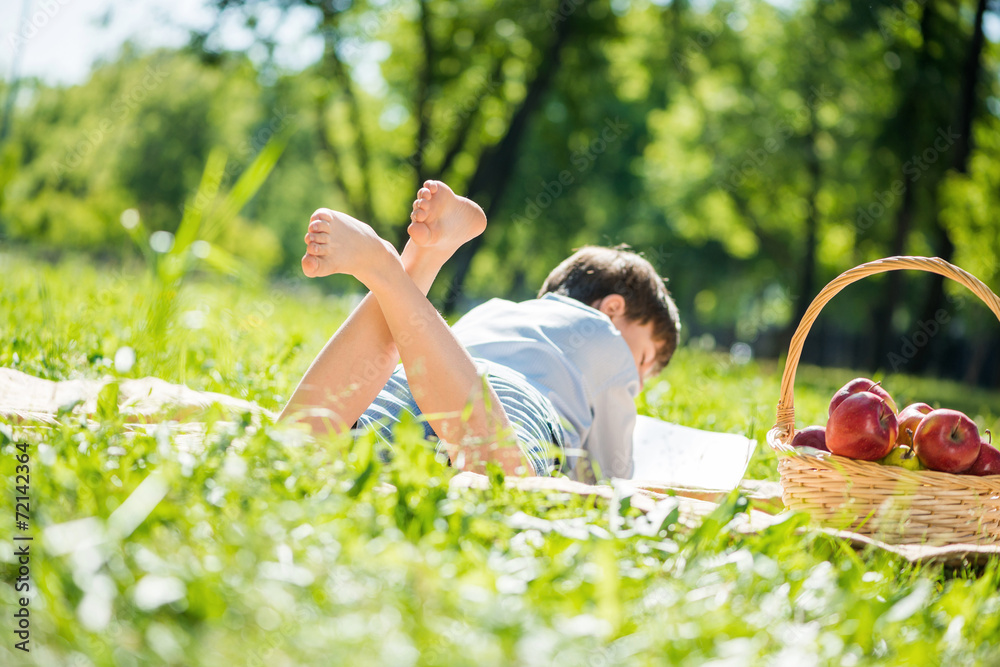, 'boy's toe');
301,254,320,277
424,180,439,194
407,220,431,245
417,187,432,200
